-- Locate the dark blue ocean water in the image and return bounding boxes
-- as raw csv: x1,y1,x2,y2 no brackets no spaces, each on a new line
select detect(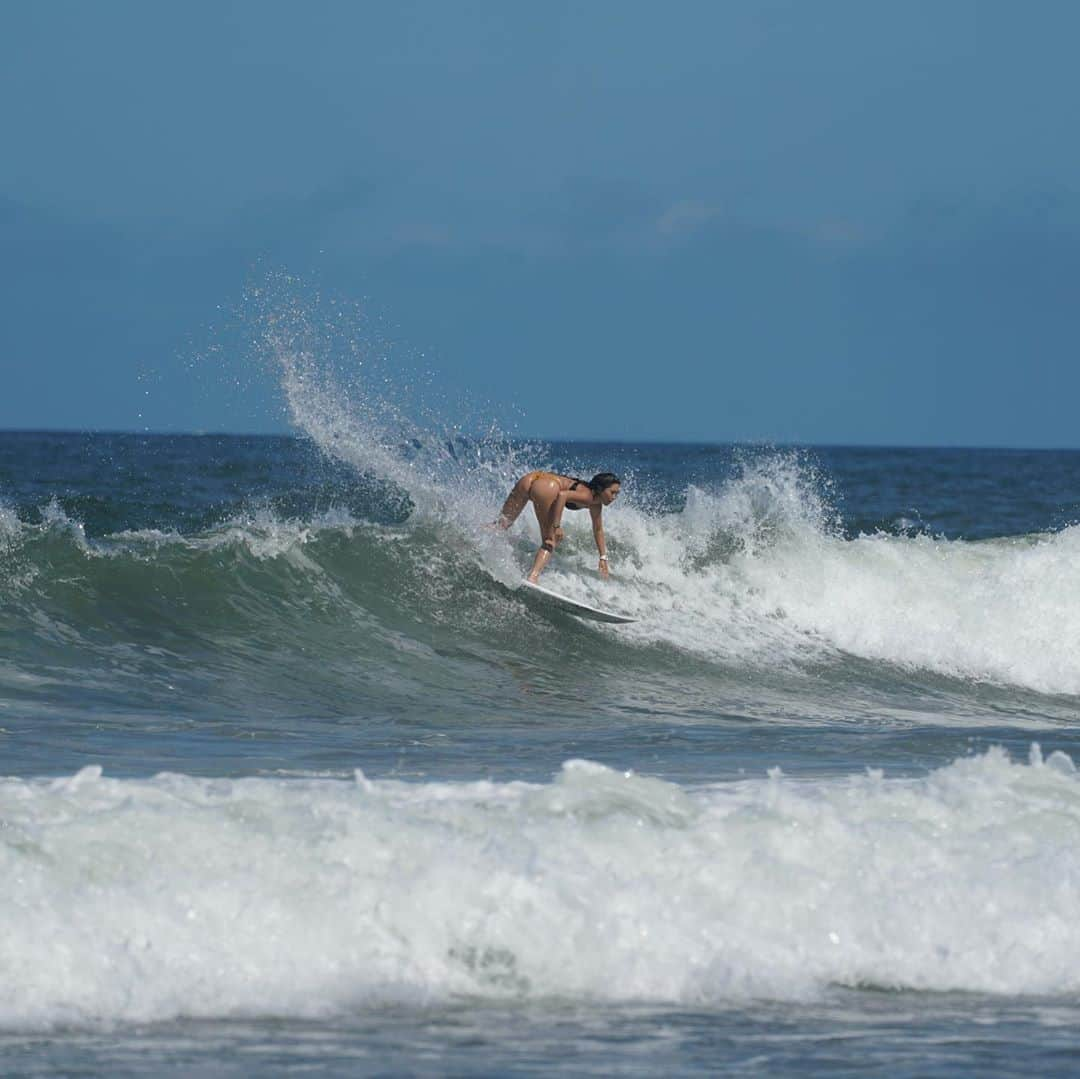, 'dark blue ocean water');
3,430,1080,1075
